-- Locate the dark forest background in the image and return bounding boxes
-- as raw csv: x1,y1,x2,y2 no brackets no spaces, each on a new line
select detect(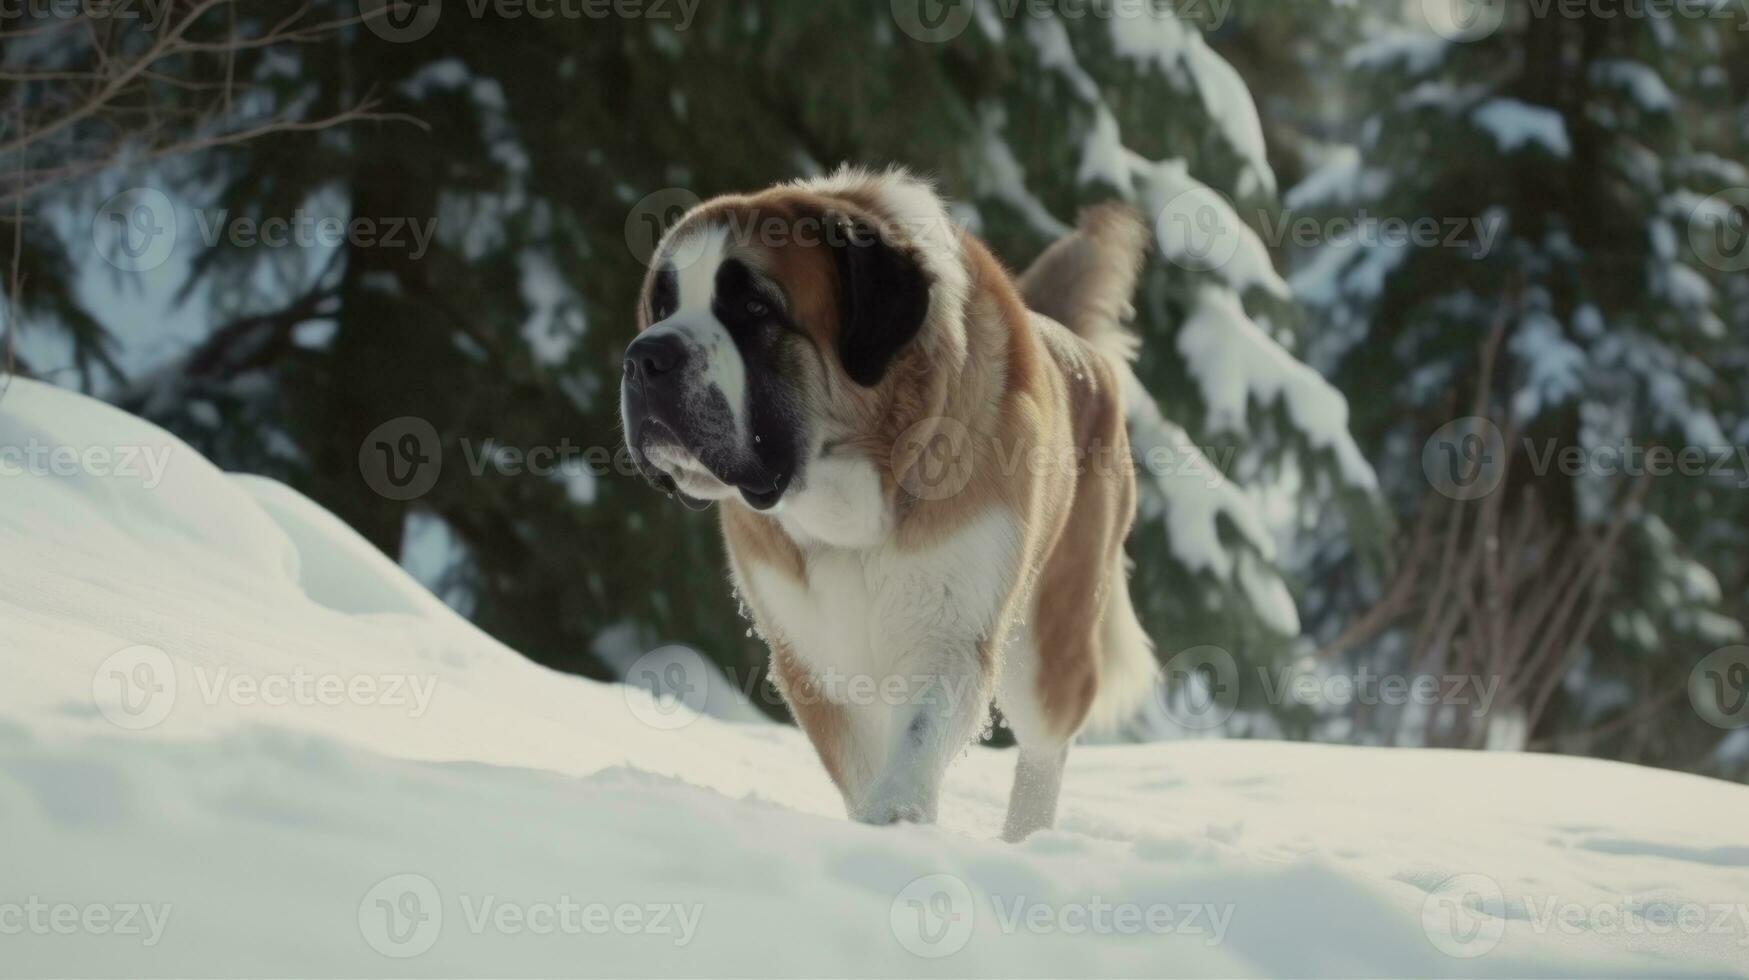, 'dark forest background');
4,0,1746,778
